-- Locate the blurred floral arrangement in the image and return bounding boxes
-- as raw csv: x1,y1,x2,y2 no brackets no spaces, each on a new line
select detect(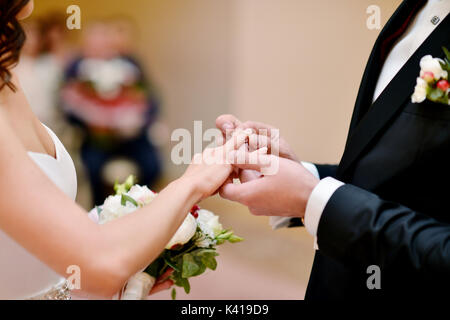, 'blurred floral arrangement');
61,57,151,134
